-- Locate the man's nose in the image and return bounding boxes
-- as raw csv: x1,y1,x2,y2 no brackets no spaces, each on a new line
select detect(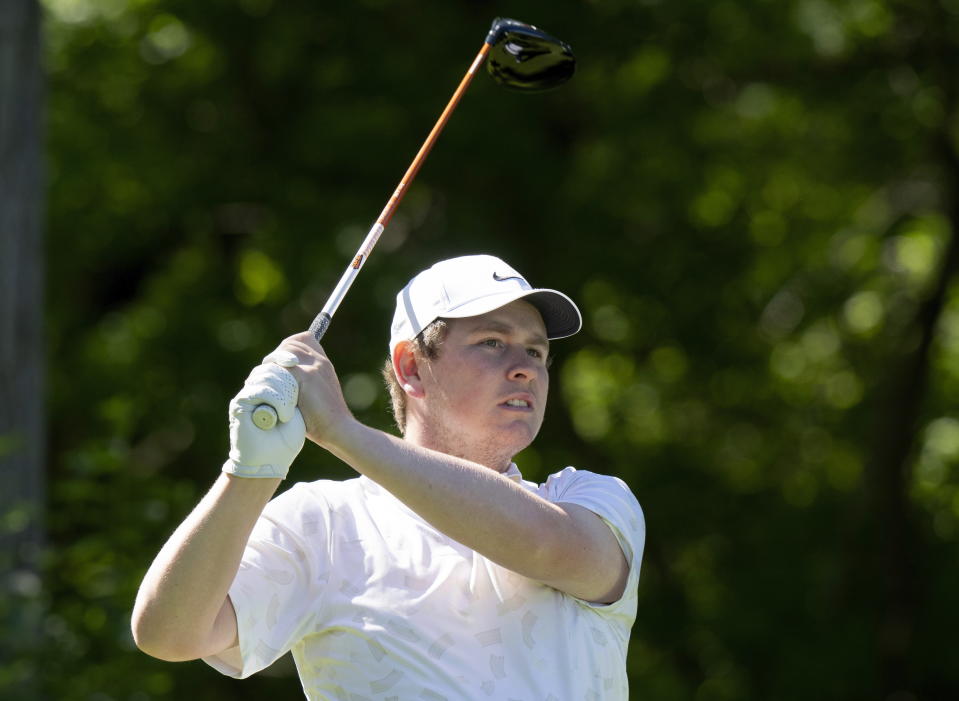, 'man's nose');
507,349,539,382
